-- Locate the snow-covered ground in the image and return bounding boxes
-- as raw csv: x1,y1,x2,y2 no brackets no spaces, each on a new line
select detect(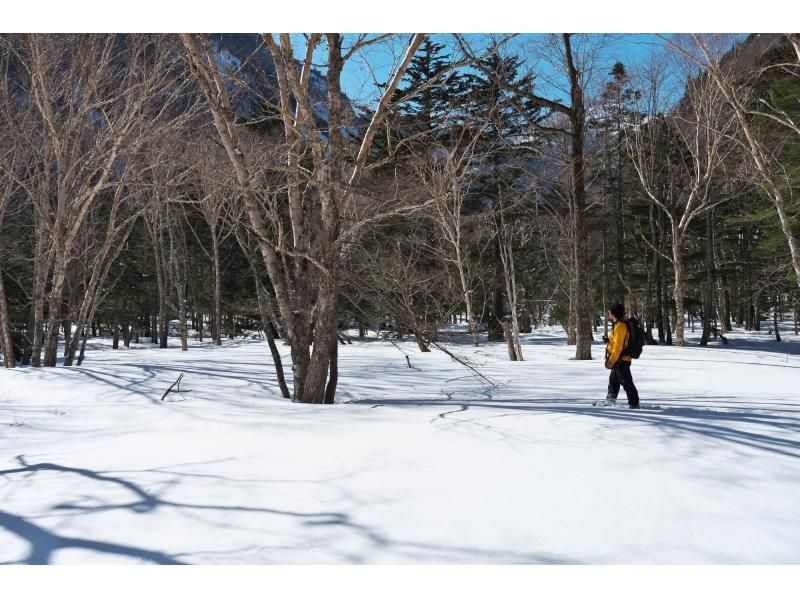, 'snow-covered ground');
1,323,799,565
